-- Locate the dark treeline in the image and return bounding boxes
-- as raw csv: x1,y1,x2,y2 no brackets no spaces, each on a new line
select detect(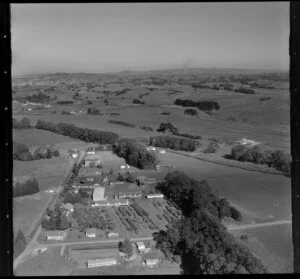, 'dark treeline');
108,119,136,128
112,138,159,170
230,145,291,175
139,125,153,131
14,230,27,260
234,88,255,94
36,119,119,144
172,132,202,140
14,177,40,197
175,99,220,111
13,117,32,129
153,171,266,274
114,88,131,96
87,107,101,115
56,100,74,105
150,135,200,152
